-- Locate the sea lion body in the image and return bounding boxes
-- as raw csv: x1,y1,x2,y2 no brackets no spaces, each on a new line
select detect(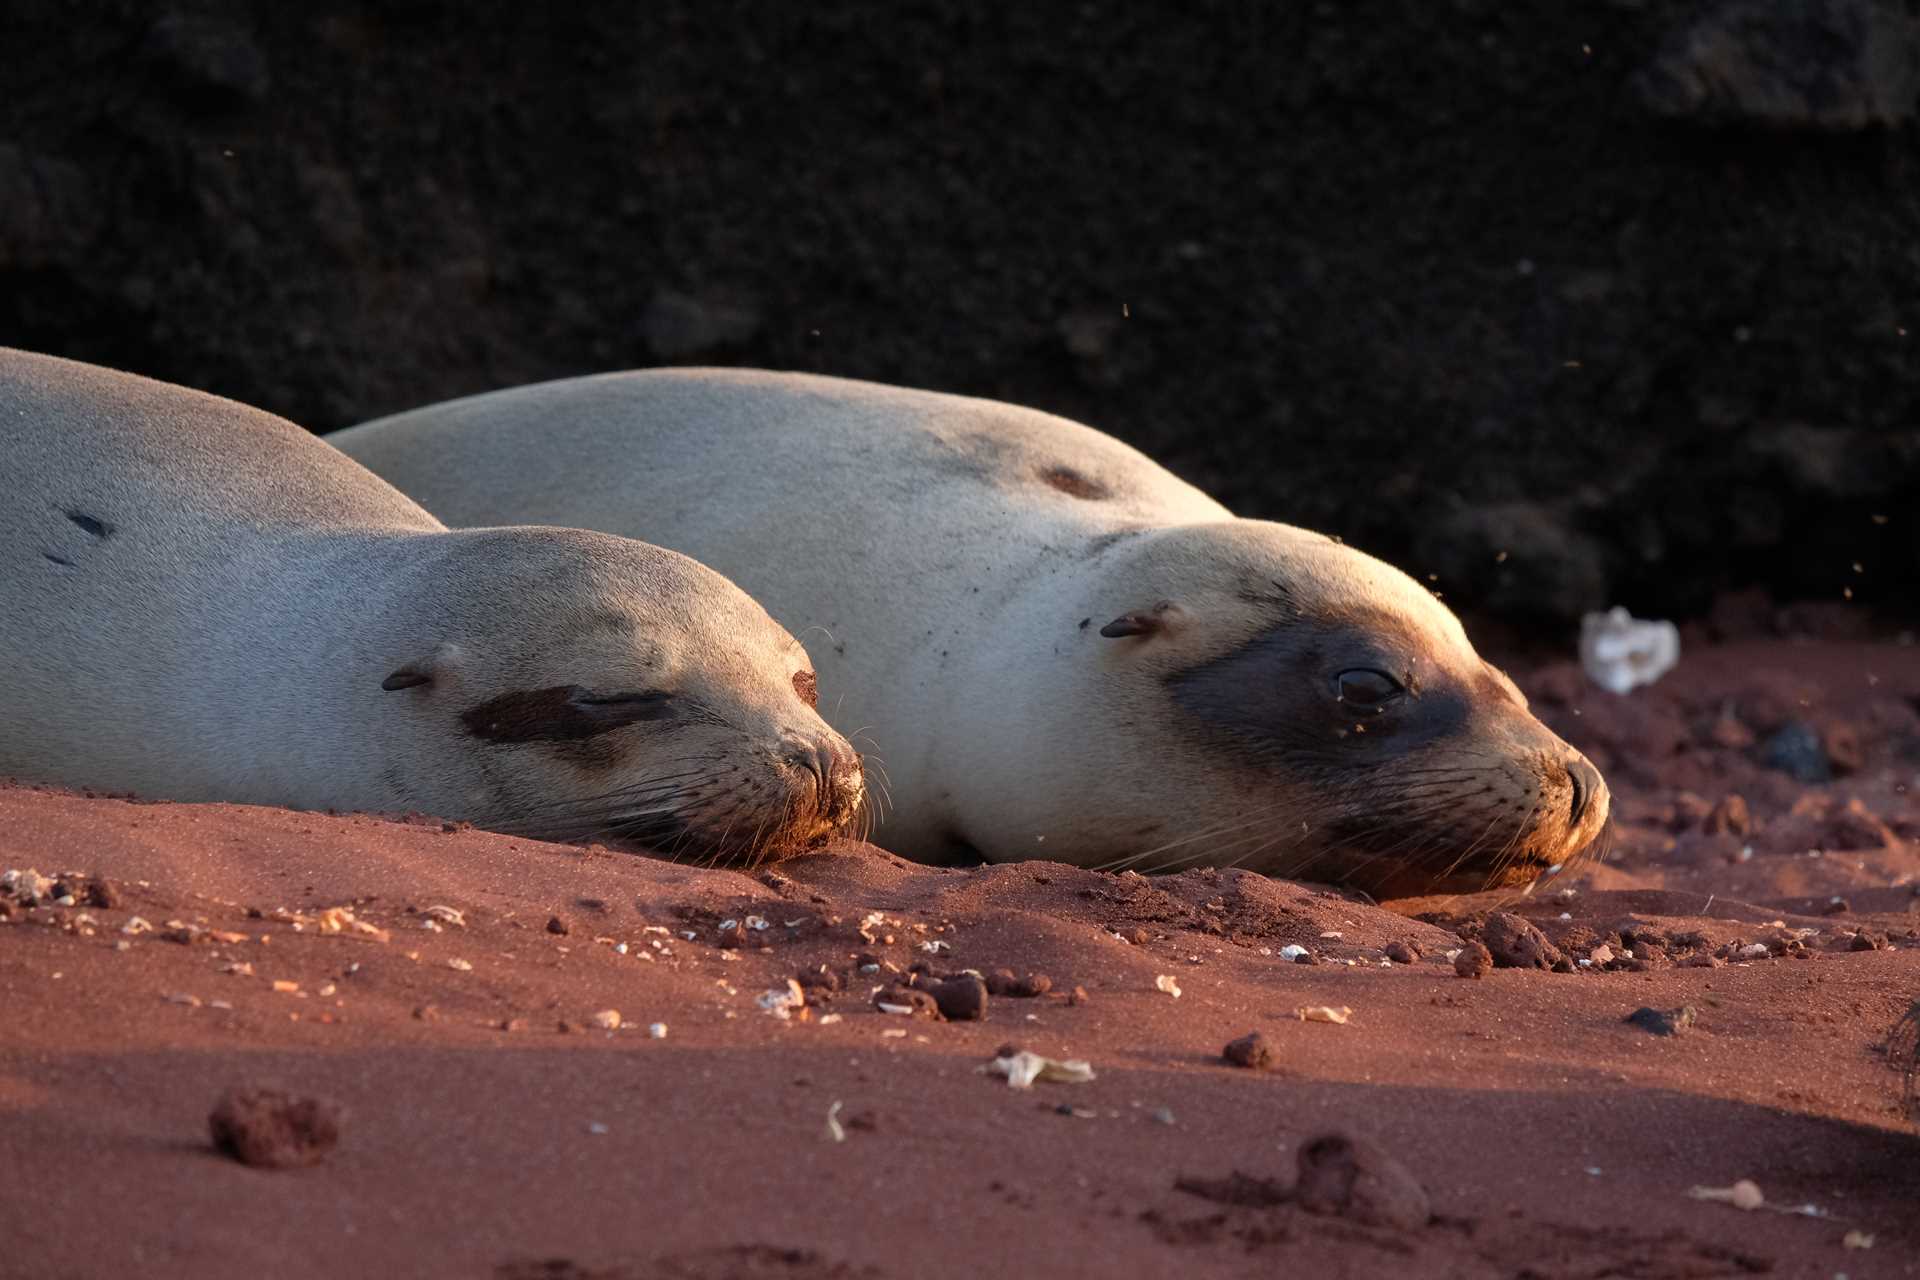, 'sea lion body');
0,351,860,858
336,368,1607,895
